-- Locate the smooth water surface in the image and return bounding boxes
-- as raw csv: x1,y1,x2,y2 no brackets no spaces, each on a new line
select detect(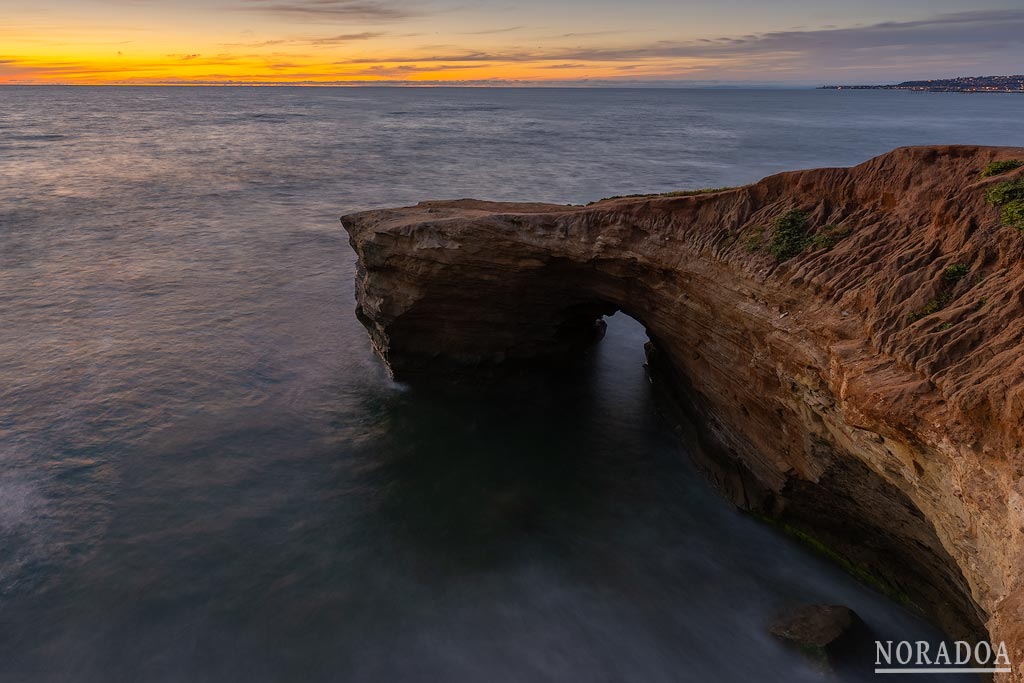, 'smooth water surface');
2,87,1021,682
